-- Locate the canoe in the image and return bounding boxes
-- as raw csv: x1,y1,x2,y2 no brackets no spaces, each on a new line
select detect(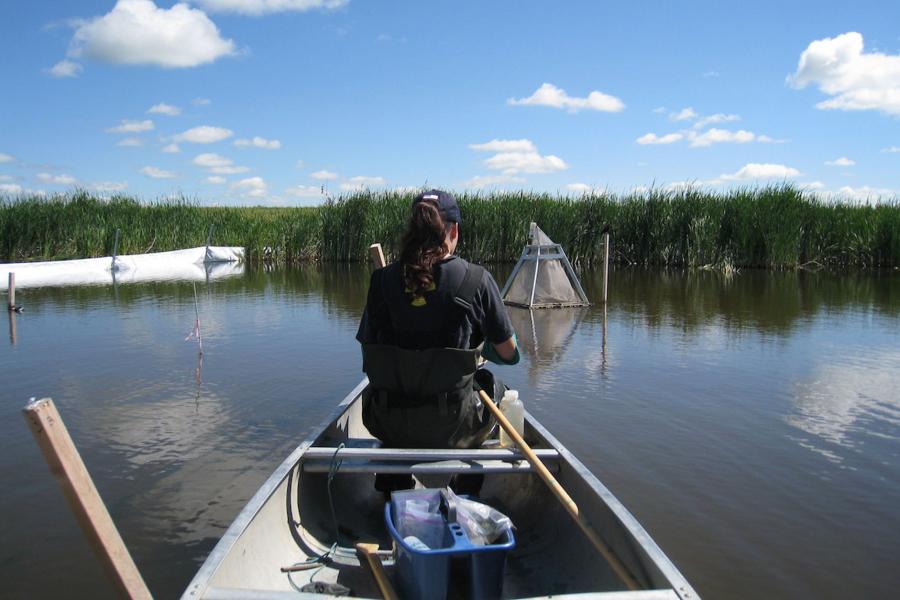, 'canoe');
183,379,699,599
